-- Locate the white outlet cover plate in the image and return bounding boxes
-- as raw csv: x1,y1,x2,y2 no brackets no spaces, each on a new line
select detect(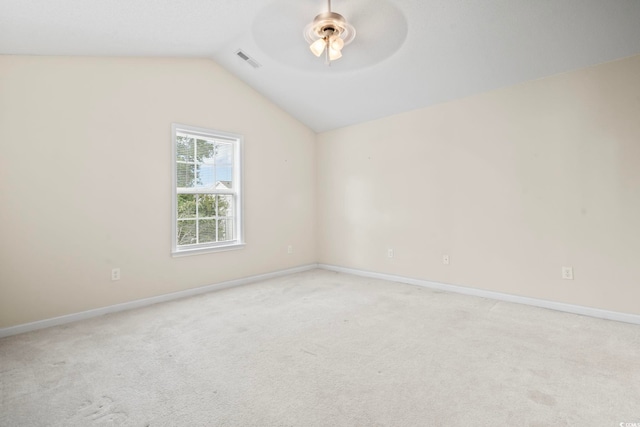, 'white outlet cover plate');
562,267,574,280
